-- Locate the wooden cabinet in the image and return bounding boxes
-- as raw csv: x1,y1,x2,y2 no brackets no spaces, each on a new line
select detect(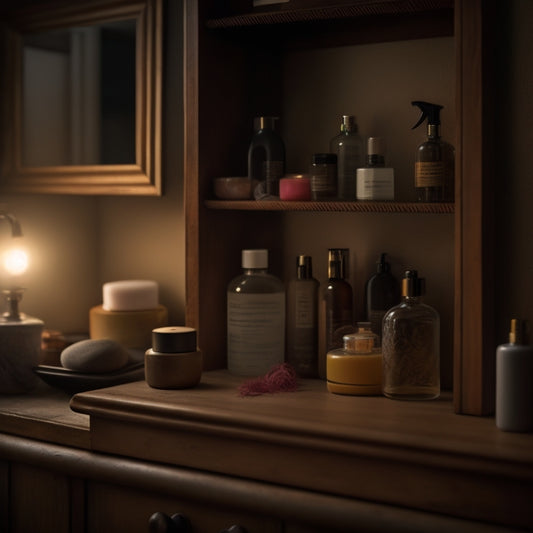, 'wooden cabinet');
183,0,496,414
3,377,531,533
